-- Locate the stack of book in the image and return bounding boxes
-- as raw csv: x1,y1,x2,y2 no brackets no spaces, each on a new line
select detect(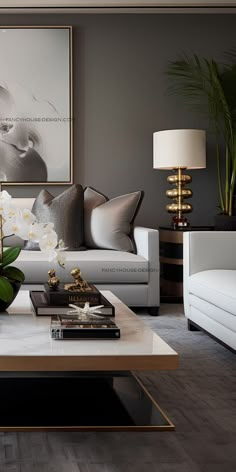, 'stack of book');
30,284,119,340
50,314,120,340
44,283,102,306
30,291,115,317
